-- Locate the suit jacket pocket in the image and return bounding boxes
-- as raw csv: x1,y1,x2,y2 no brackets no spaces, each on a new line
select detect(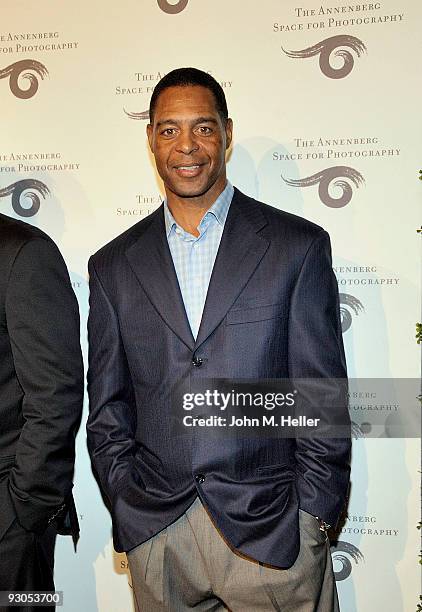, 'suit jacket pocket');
226,302,284,325
256,464,295,479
